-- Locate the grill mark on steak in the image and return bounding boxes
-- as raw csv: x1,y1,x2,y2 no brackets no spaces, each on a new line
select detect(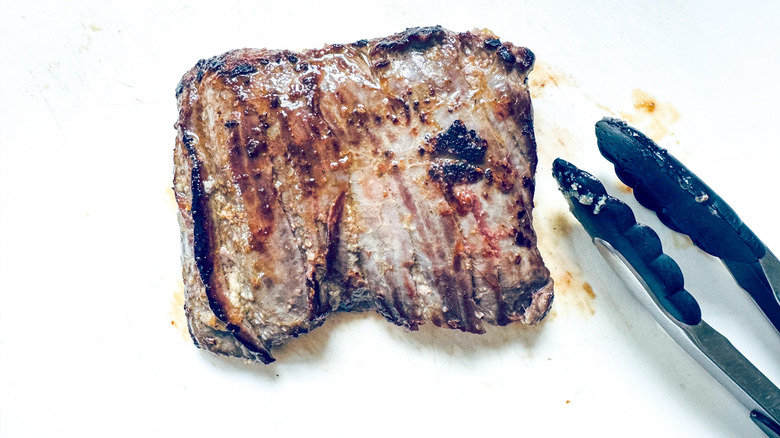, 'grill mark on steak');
386,175,424,329
247,61,348,325
394,172,452,329
184,133,274,363
265,134,331,326
227,112,275,252
175,27,553,362
377,181,417,327
325,190,347,274
396,150,482,333
435,199,485,333
184,134,219,318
